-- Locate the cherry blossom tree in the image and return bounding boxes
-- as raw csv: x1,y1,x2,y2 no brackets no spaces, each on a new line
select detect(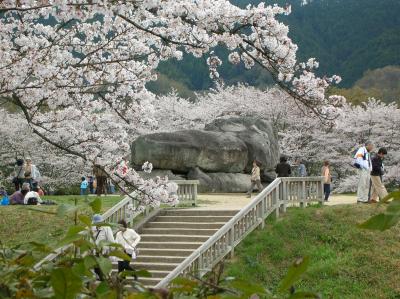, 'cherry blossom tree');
0,1,343,205
153,86,400,192
0,108,89,190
